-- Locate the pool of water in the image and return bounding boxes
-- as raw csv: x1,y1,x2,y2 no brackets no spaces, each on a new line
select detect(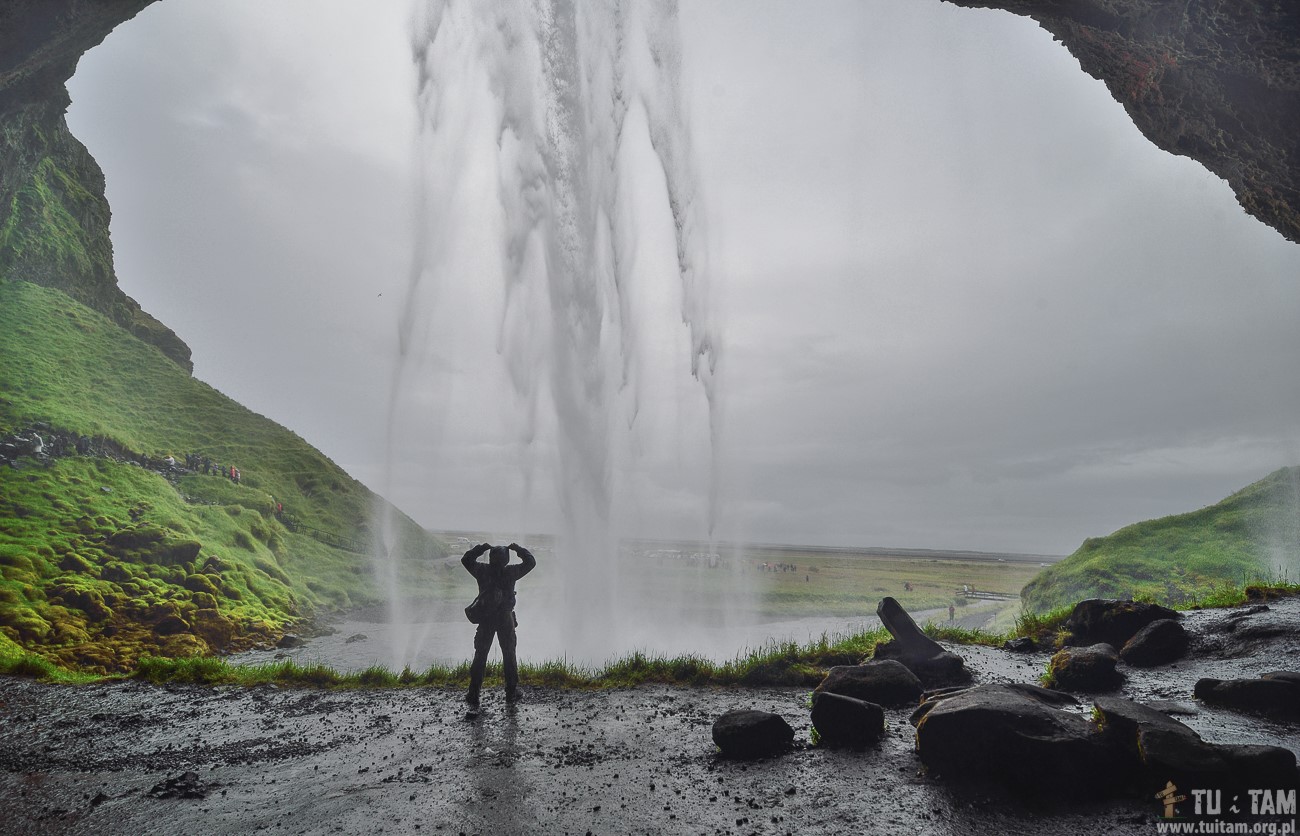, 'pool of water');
230,601,1004,672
